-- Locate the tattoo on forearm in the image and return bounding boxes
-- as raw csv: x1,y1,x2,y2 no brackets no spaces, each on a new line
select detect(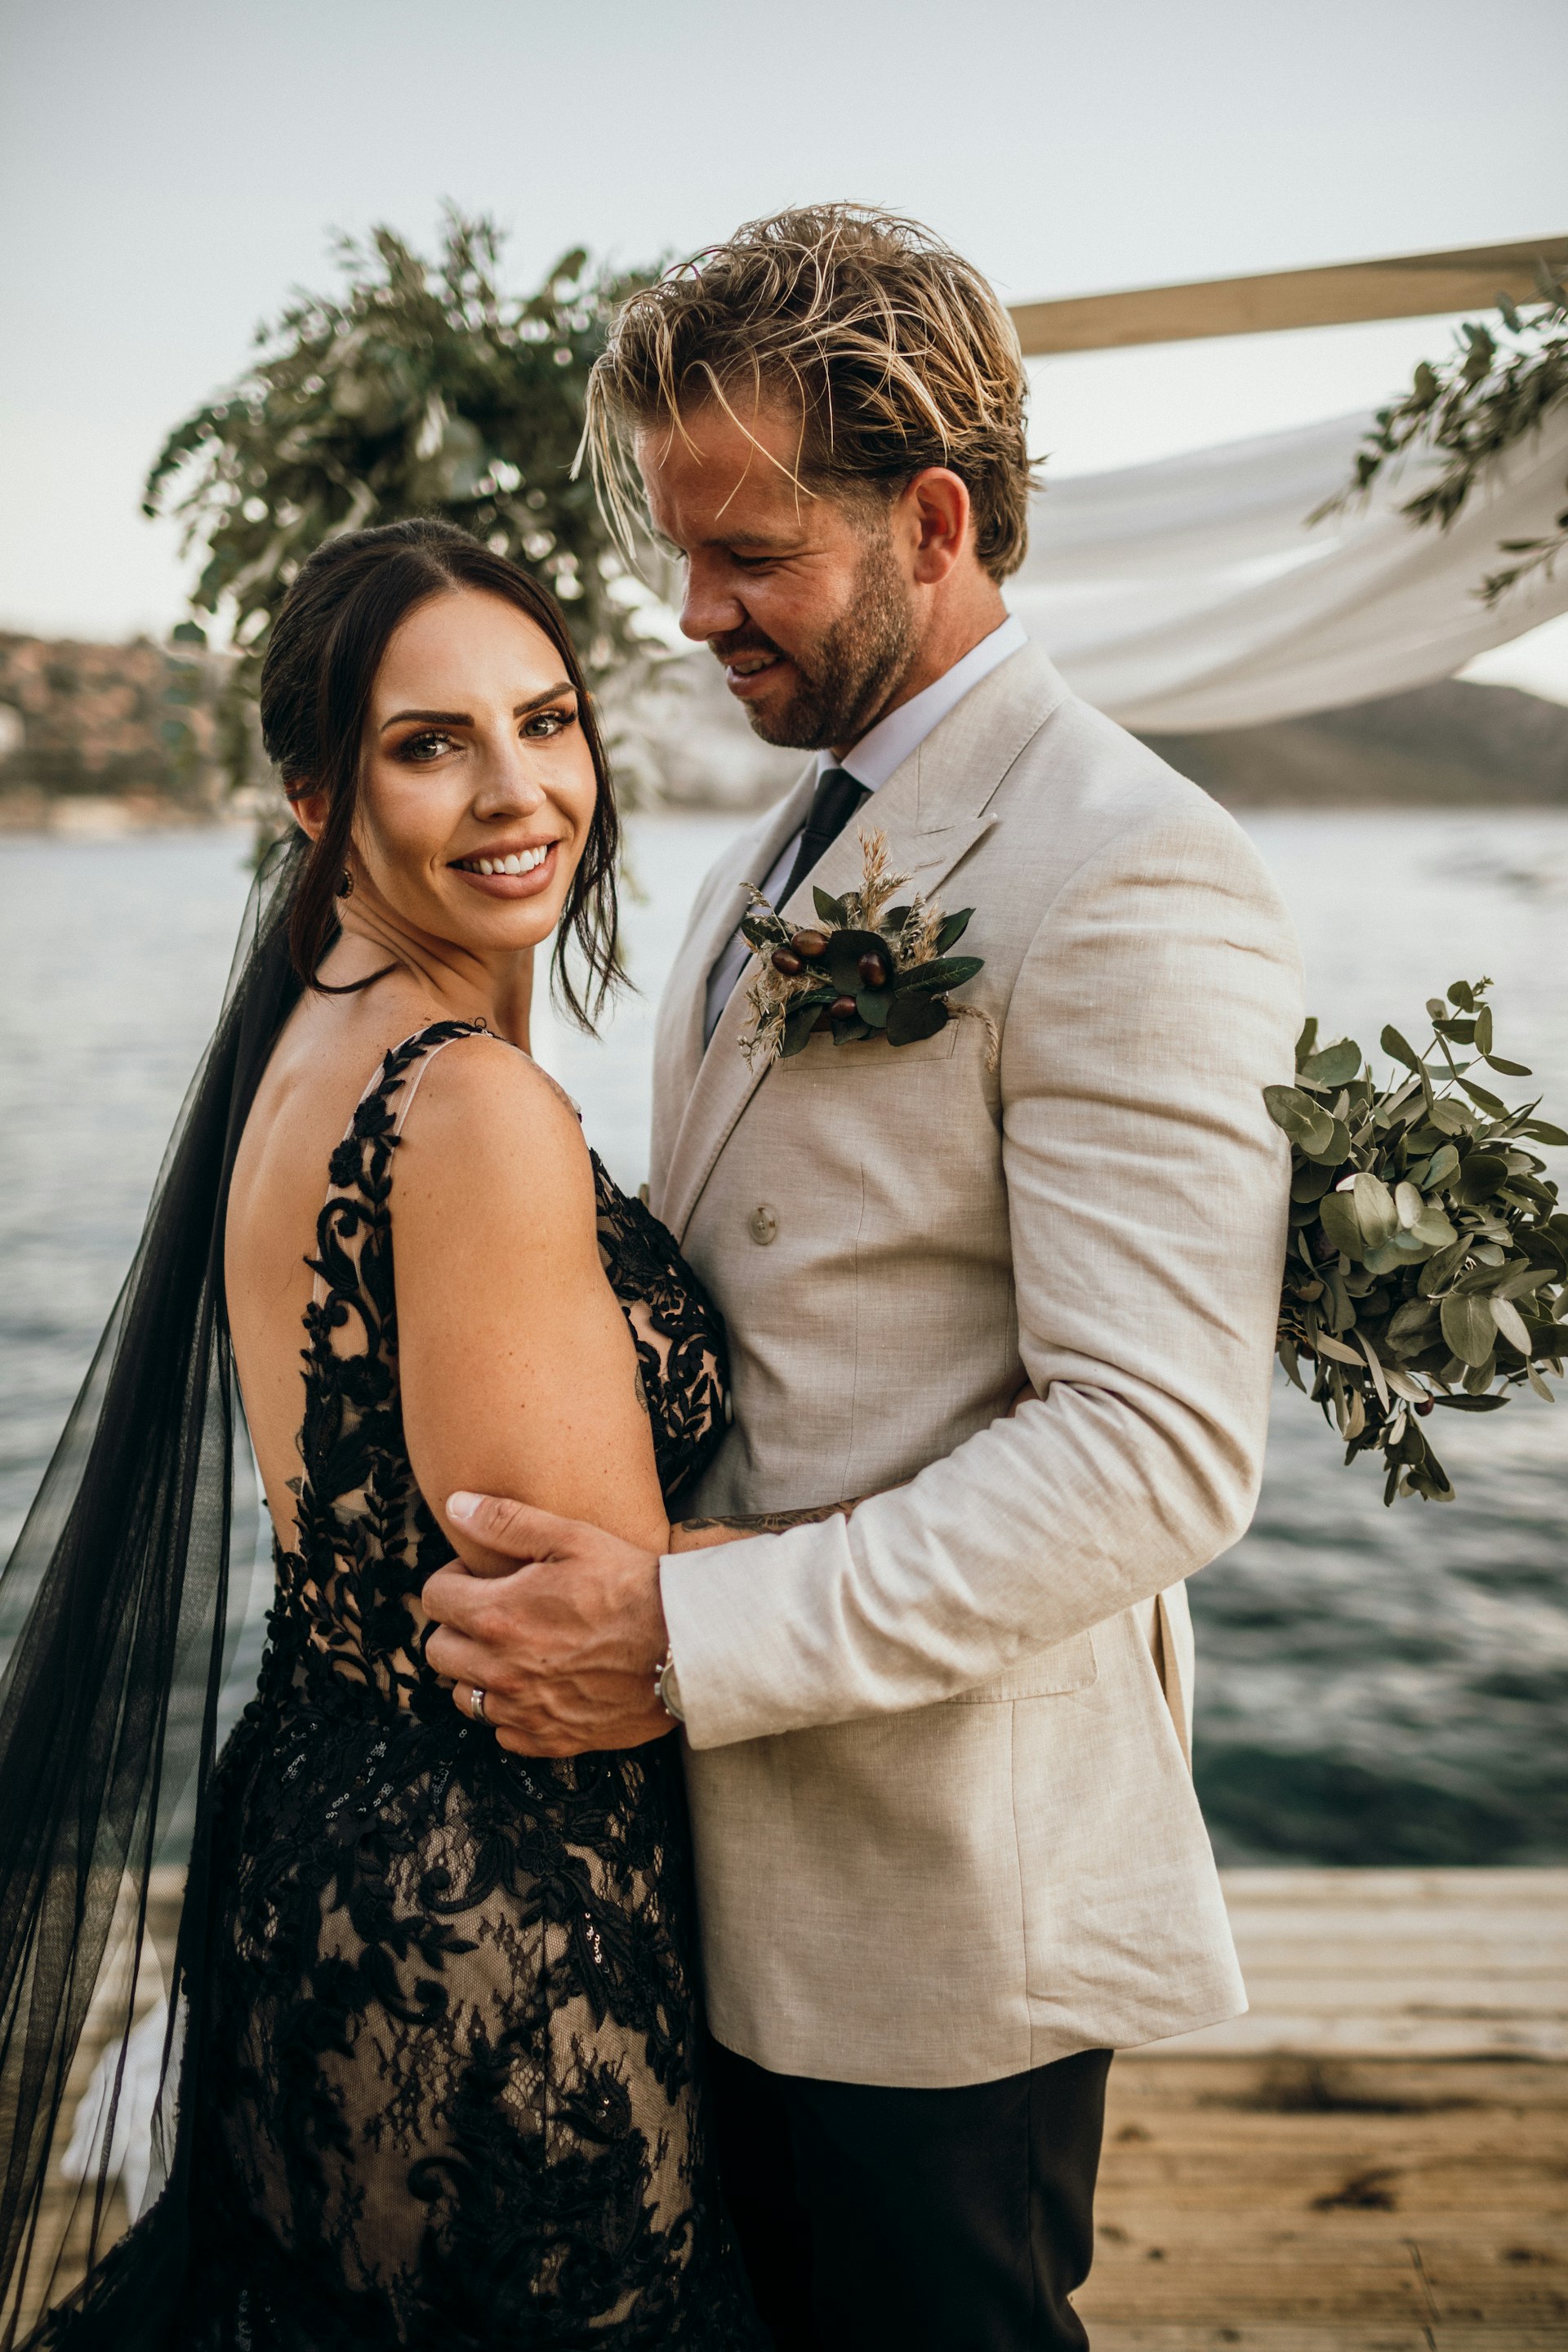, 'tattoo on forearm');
676,1500,862,1537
